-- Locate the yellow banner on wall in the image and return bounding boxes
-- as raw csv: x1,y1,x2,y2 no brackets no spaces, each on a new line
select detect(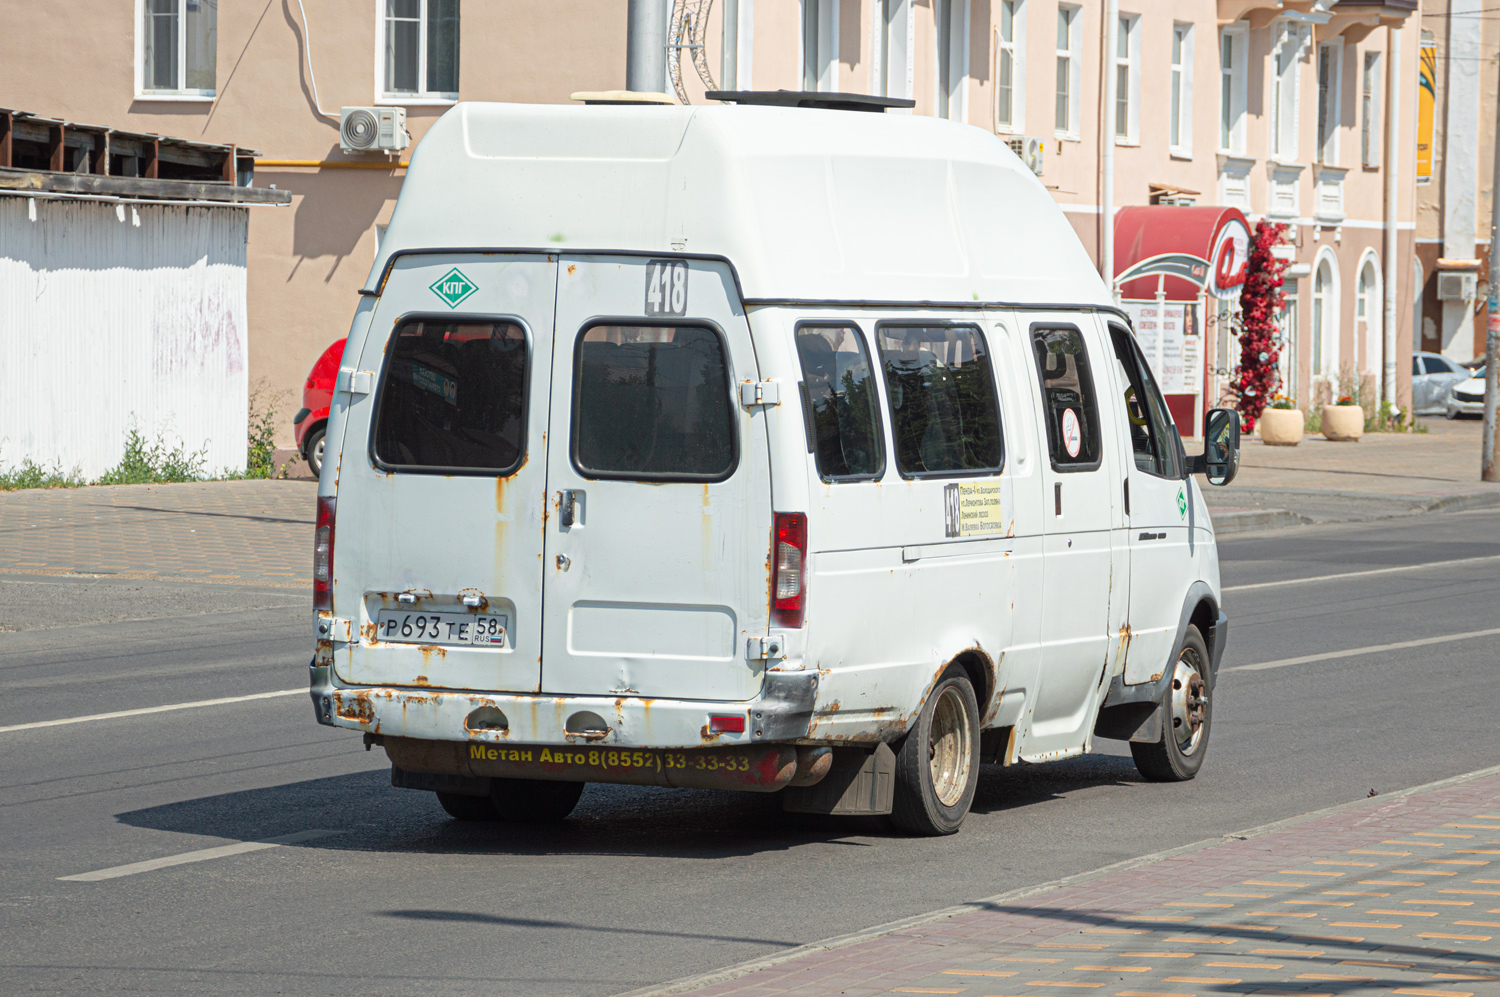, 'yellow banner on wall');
1417,41,1437,181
